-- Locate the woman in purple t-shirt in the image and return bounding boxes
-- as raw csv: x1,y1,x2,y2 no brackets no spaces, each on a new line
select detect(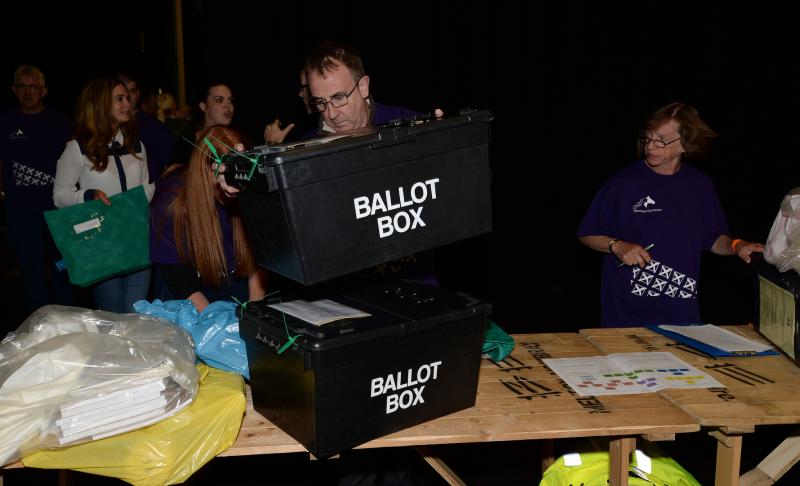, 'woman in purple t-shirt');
150,125,266,311
577,102,764,327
